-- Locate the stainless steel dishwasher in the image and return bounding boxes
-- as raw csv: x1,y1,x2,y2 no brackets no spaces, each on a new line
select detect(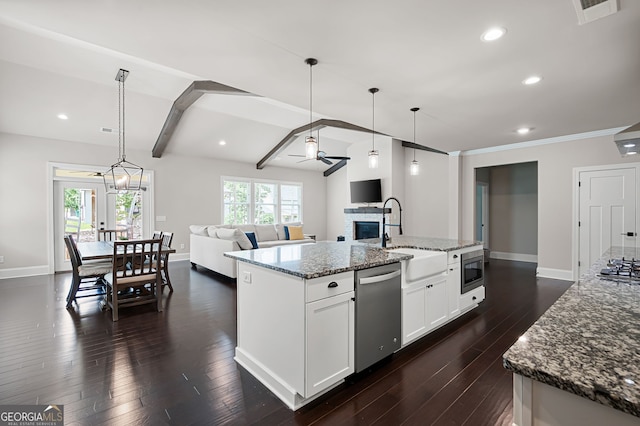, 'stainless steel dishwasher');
354,262,402,372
